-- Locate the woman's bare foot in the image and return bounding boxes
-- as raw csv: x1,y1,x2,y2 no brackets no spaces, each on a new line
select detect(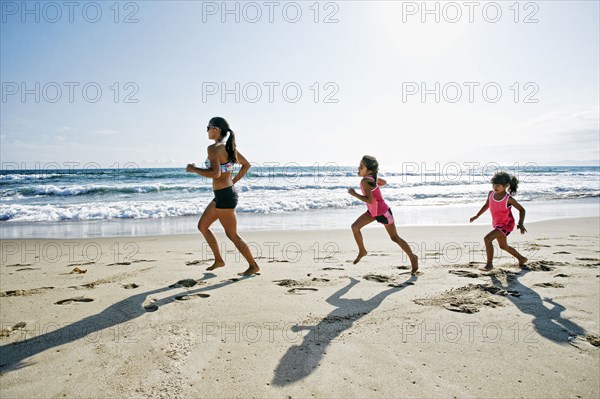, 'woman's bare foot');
353,250,368,264
239,264,260,276
410,254,419,275
518,257,528,267
206,261,225,271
